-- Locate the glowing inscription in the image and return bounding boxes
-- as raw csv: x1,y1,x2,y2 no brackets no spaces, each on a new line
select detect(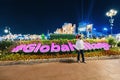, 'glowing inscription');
11,42,110,53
